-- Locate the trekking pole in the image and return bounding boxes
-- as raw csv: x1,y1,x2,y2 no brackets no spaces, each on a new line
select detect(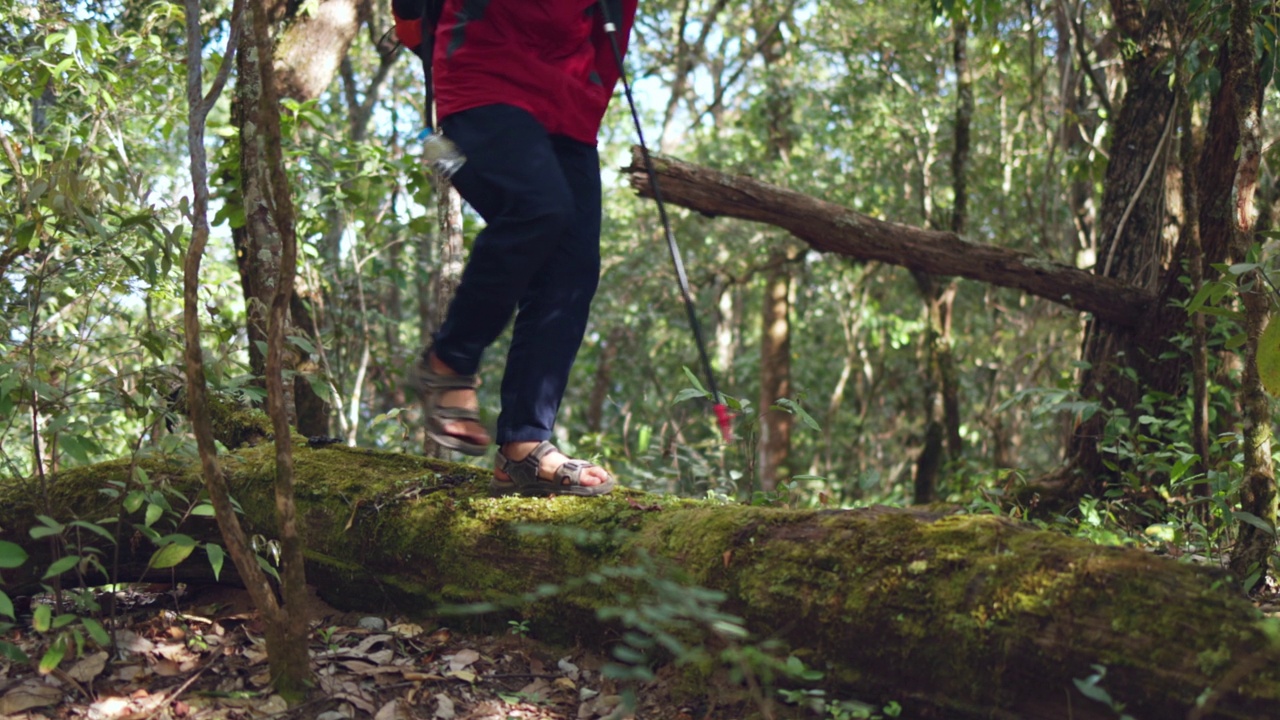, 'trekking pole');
597,0,733,443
